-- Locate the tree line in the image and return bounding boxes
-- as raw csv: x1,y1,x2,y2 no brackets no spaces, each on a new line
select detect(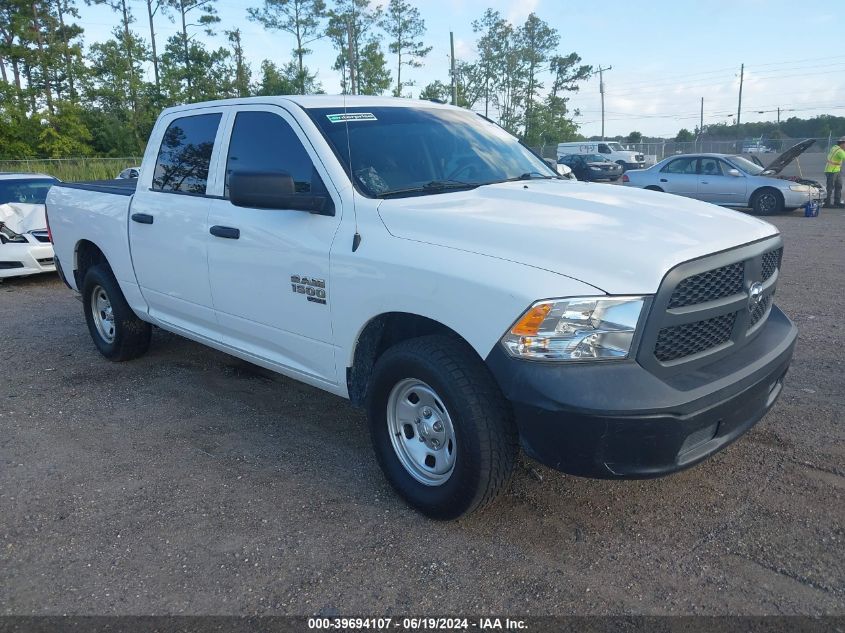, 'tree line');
619,116,845,146
0,0,592,159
